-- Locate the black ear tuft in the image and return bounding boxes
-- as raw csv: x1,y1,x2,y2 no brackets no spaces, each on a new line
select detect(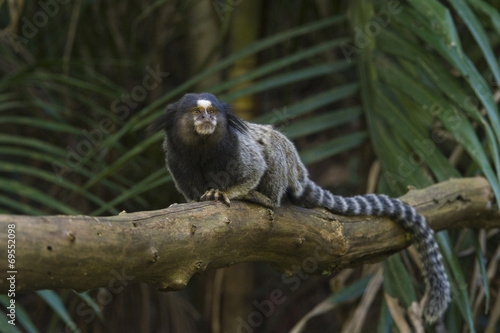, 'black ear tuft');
228,113,248,134
147,101,179,134
221,103,248,134
147,113,168,134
